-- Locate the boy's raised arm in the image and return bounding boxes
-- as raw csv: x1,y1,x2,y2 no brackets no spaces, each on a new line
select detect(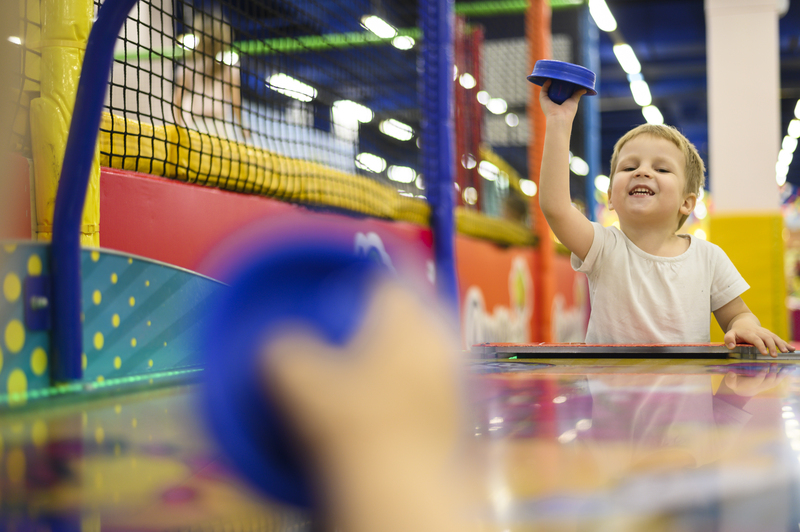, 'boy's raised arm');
538,82,595,261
